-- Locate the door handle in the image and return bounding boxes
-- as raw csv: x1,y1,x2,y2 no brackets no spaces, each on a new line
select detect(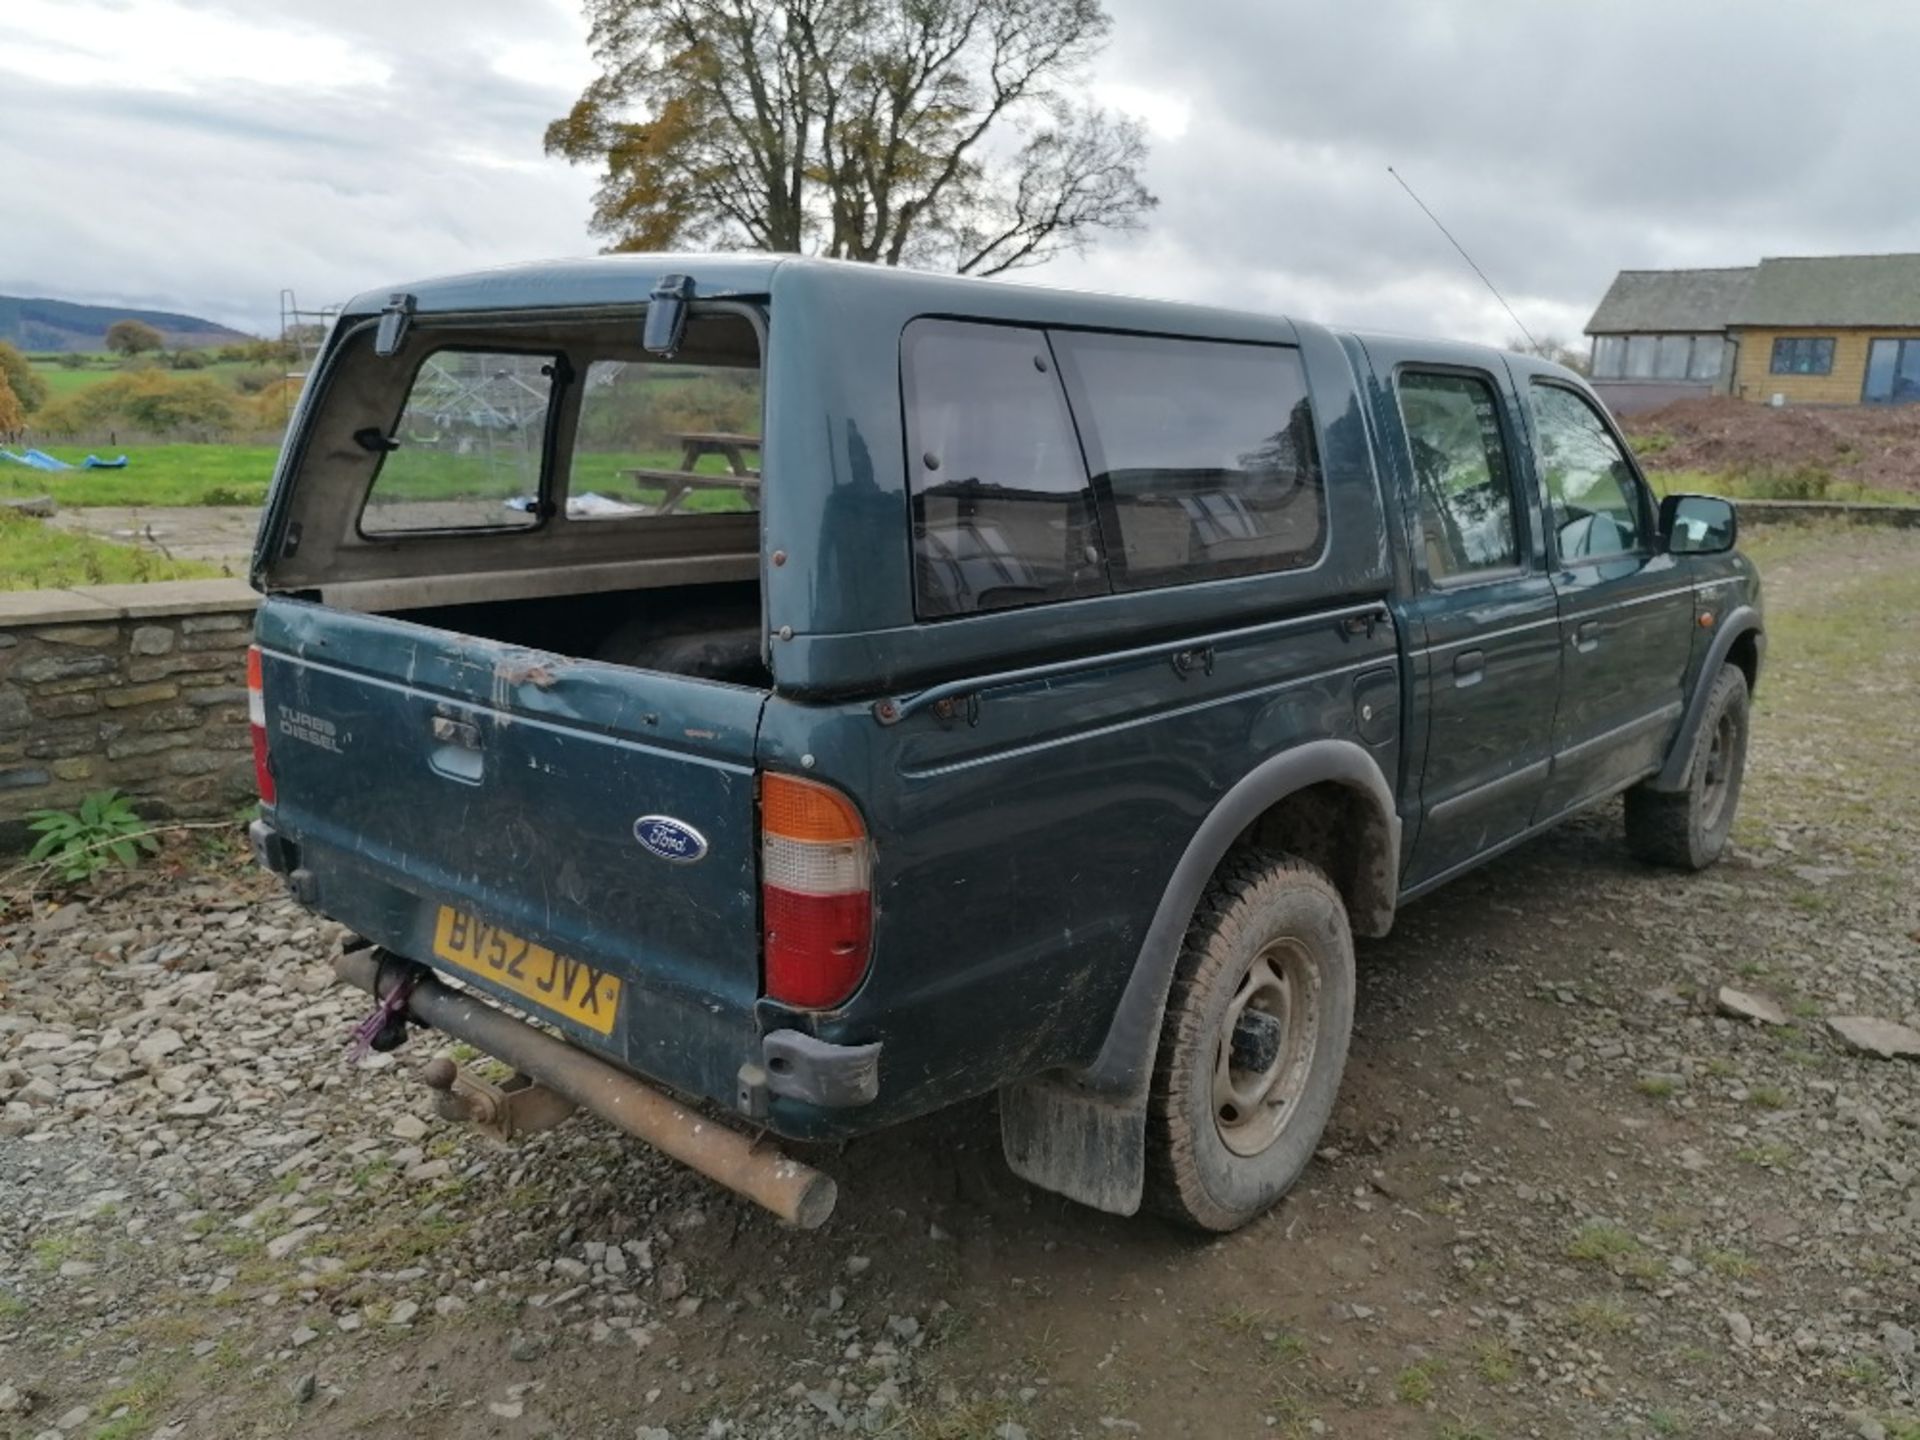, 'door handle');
1572,620,1601,654
431,715,482,749
1453,649,1485,687
429,714,484,784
